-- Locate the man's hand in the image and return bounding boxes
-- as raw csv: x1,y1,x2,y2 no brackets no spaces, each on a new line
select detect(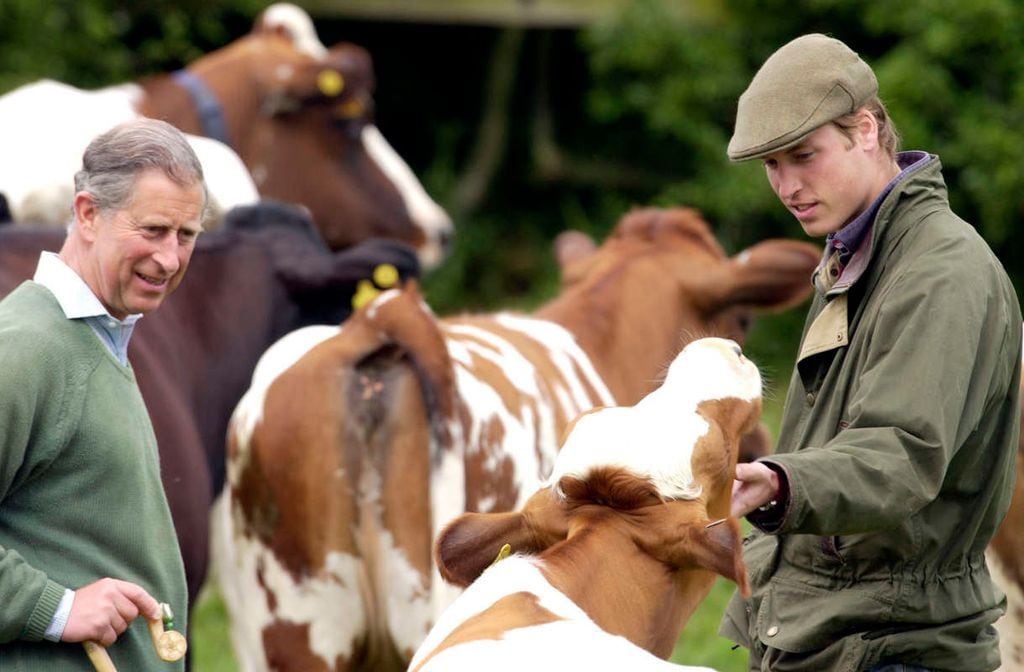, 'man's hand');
61,578,162,645
732,461,781,518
